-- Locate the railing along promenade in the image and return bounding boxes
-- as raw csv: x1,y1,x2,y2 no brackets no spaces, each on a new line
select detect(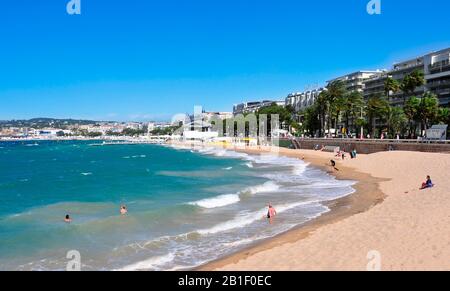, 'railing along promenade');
287,138,450,154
